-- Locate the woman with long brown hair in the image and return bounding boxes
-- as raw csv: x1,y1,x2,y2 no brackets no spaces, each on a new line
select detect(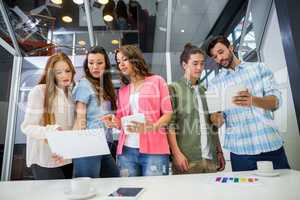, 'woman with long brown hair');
102,45,173,177
21,52,75,180
72,46,119,178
